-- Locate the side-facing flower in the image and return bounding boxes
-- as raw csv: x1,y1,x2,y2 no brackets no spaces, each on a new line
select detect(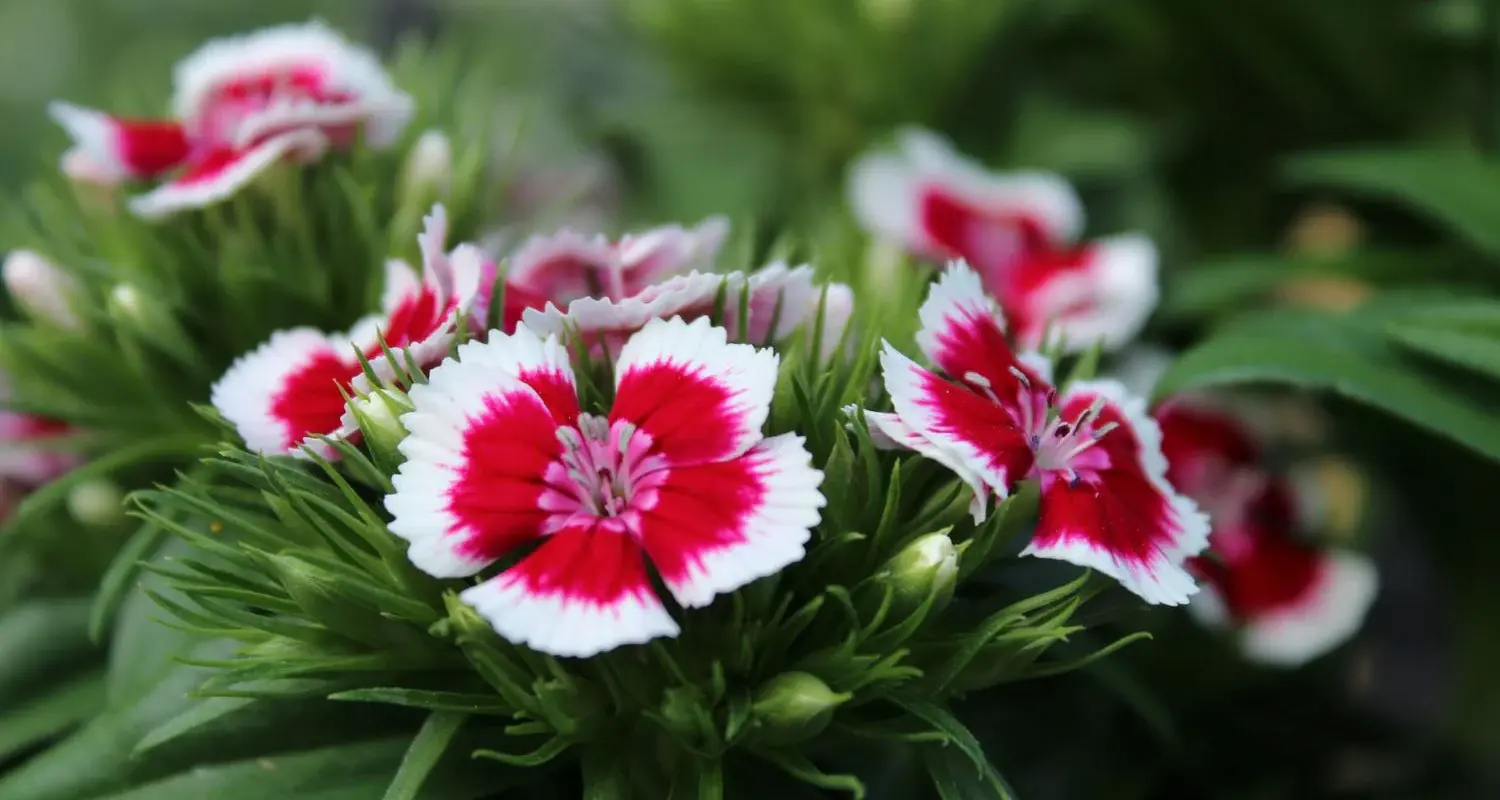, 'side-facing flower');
1157,398,1378,666
0,371,79,490
49,20,413,219
864,262,1208,604
212,205,494,458
506,216,729,307
385,316,825,657
523,259,854,362
848,127,1157,351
